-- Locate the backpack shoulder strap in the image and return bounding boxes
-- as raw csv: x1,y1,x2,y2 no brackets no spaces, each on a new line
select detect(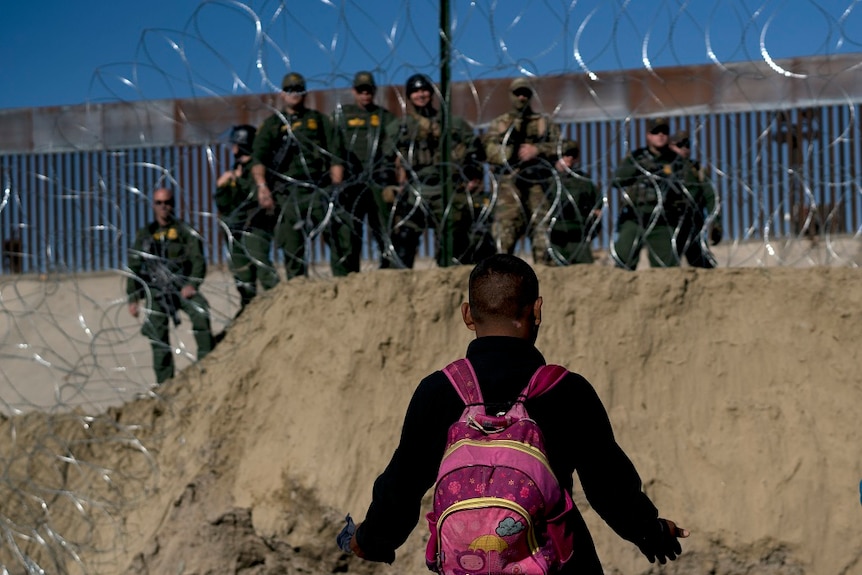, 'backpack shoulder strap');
442,358,484,406
521,364,569,400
